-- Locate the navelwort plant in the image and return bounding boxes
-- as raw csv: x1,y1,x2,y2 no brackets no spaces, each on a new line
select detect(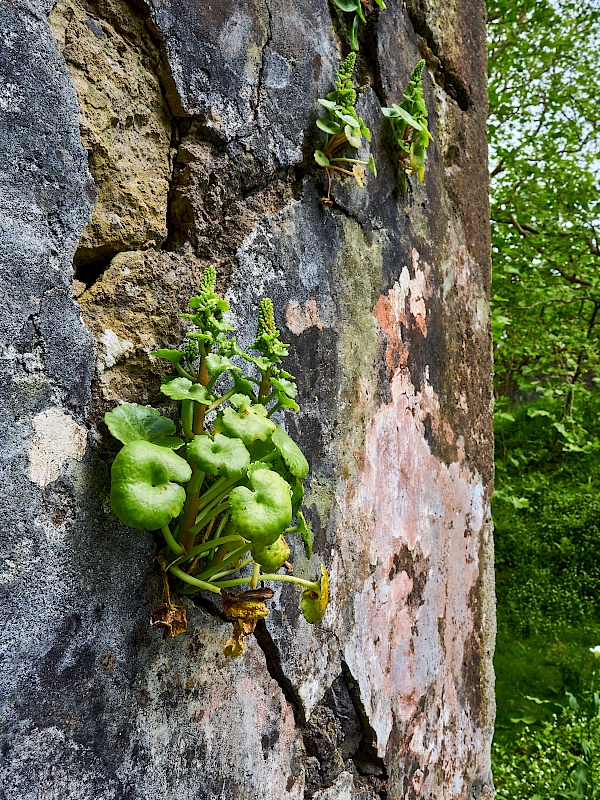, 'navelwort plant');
314,52,376,205
330,0,386,51
104,266,328,657
381,60,432,191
